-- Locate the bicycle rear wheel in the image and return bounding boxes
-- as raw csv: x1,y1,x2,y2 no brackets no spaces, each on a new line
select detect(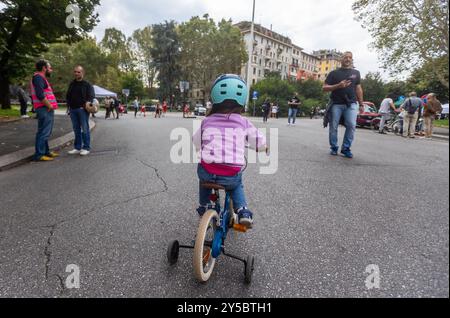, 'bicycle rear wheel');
193,210,219,282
